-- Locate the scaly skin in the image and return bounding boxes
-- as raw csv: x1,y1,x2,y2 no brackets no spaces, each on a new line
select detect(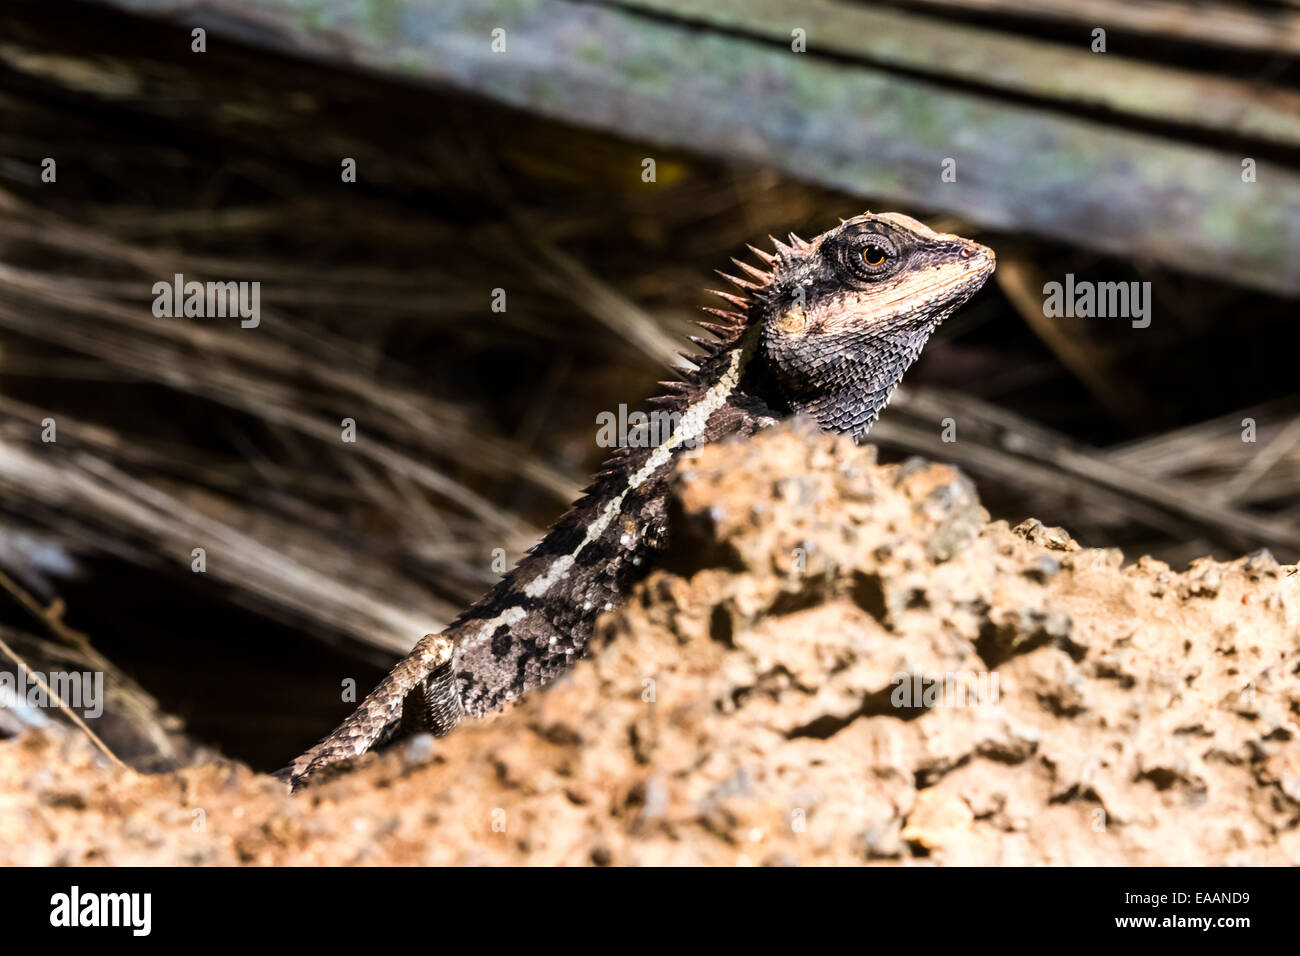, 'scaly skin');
284,212,995,789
